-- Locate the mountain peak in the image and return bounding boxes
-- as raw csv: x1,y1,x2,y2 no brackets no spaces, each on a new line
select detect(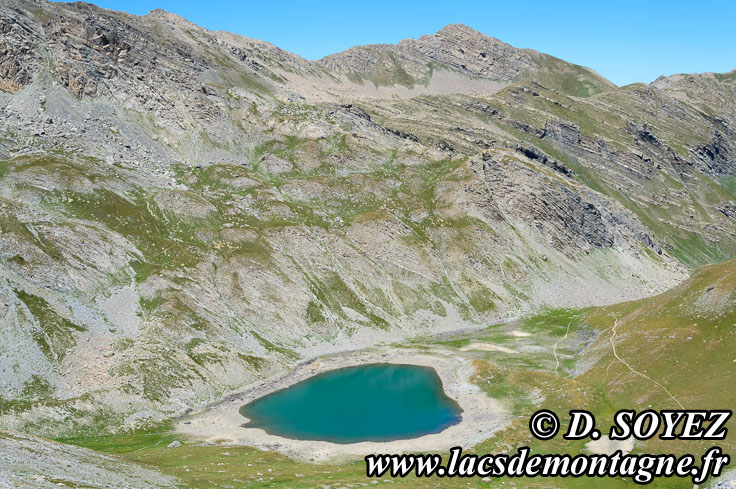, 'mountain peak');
320,23,535,86
410,23,533,77
434,23,490,39
145,8,199,28
436,23,478,34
